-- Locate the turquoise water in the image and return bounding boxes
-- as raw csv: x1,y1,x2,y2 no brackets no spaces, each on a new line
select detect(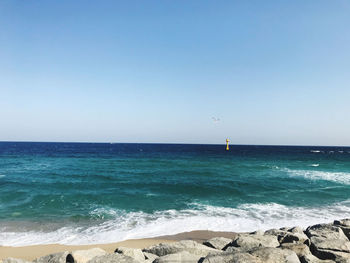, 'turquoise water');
1,142,350,246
